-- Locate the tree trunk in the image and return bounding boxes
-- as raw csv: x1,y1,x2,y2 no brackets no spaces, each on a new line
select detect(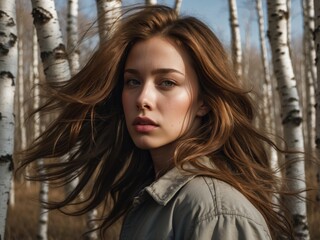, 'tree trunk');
287,0,292,51
31,0,71,83
174,0,183,14
30,0,73,236
0,1,17,239
267,1,310,239
17,27,30,188
255,0,279,177
305,0,317,84
30,26,49,240
302,0,316,154
67,0,80,76
314,0,320,202
228,0,243,80
17,36,27,155
96,0,122,44
146,0,157,5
